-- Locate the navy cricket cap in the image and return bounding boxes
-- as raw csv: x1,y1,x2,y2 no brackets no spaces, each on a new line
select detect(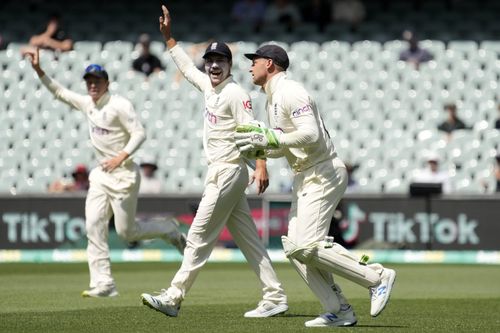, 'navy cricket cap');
244,44,290,70
83,64,109,80
202,41,232,61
